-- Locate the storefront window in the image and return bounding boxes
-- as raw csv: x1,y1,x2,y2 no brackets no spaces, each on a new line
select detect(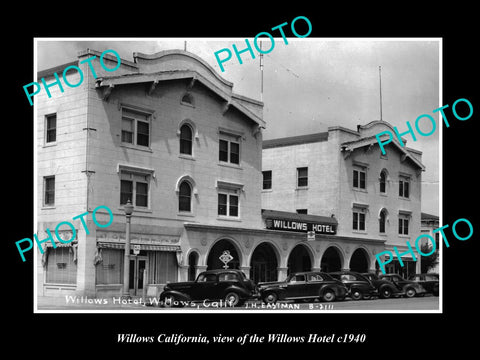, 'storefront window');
96,249,123,284
46,247,76,284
